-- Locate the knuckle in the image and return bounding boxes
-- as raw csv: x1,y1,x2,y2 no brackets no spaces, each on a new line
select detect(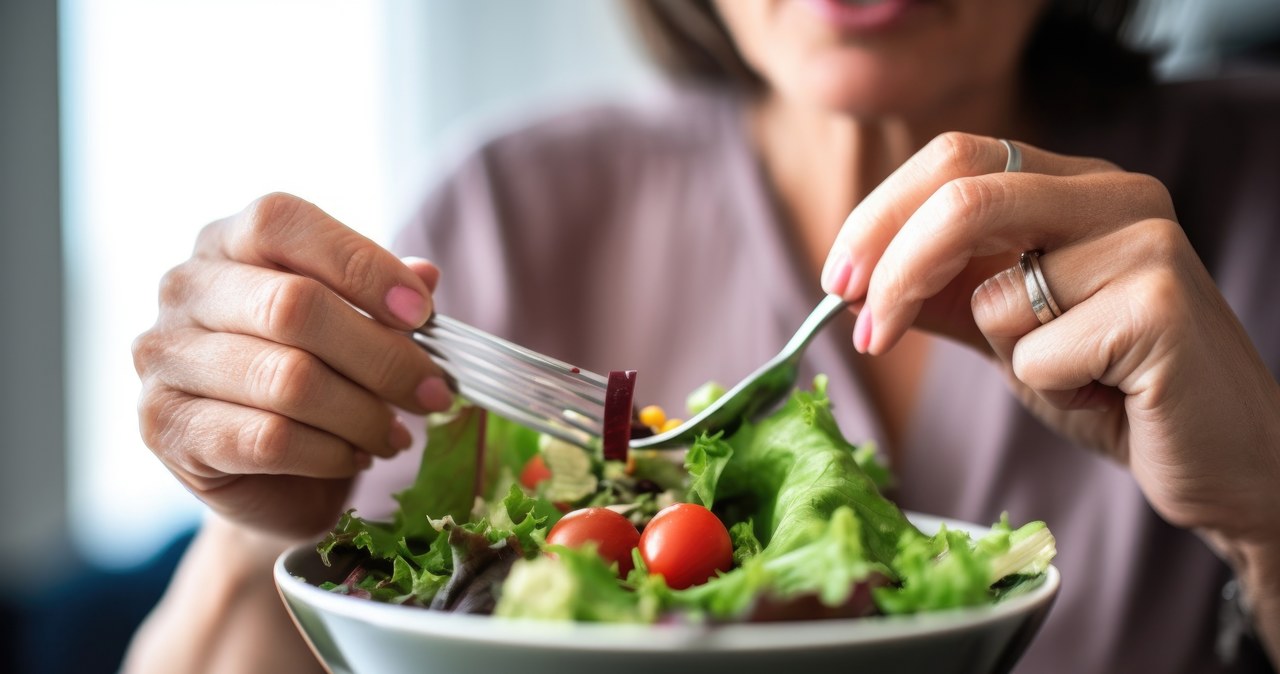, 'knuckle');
927,131,986,176
1126,173,1176,219
1137,217,1189,264
938,175,1002,228
253,346,322,412
137,386,189,456
238,192,310,249
338,242,382,296
1132,270,1186,325
241,414,294,473
252,275,325,342
131,328,165,377
366,346,413,397
157,263,193,309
